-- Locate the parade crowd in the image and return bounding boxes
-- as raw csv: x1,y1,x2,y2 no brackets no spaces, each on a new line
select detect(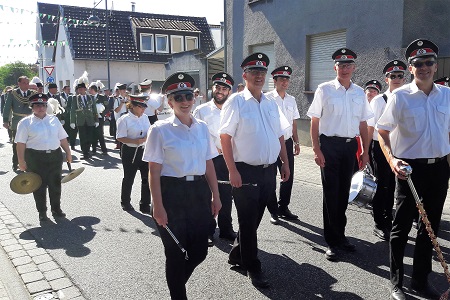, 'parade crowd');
1,38,450,300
